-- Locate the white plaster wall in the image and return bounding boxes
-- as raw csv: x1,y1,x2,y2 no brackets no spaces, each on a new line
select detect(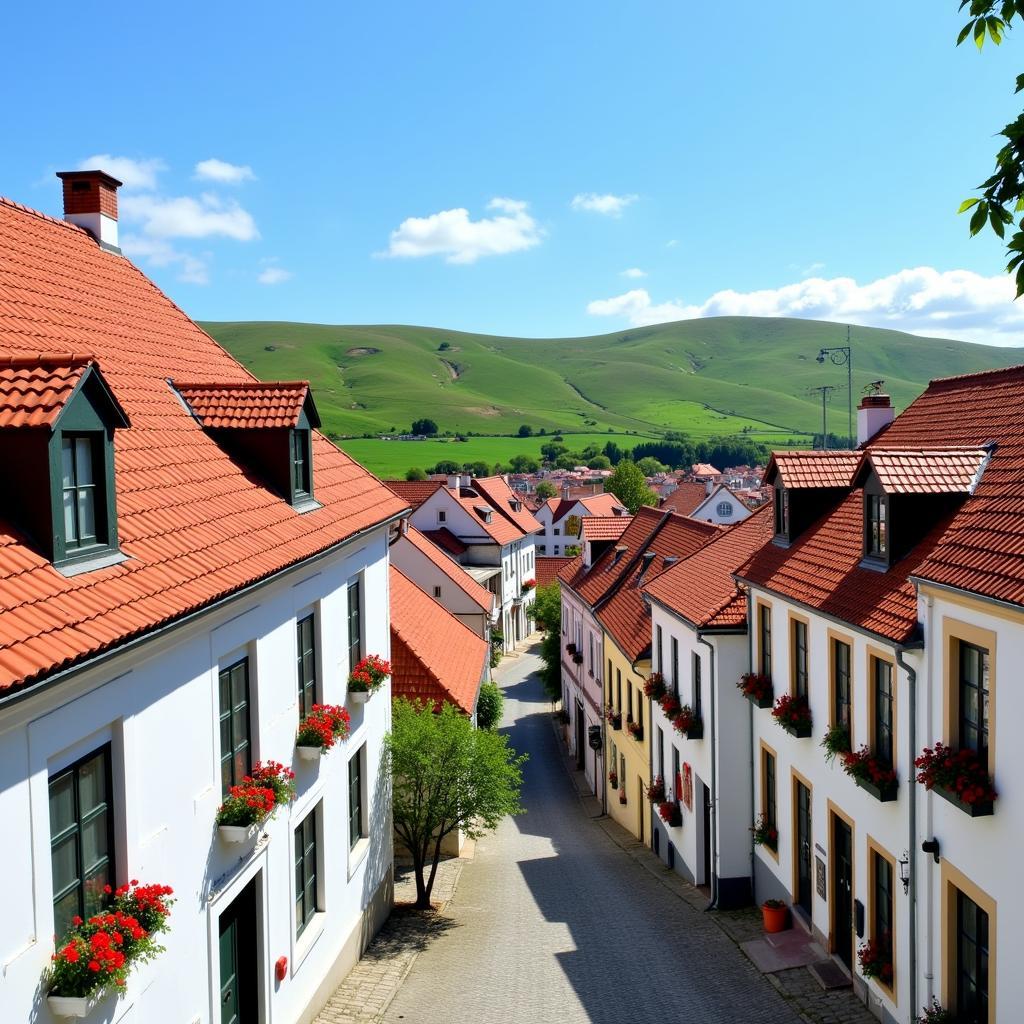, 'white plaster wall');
0,528,394,1024
559,586,605,794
